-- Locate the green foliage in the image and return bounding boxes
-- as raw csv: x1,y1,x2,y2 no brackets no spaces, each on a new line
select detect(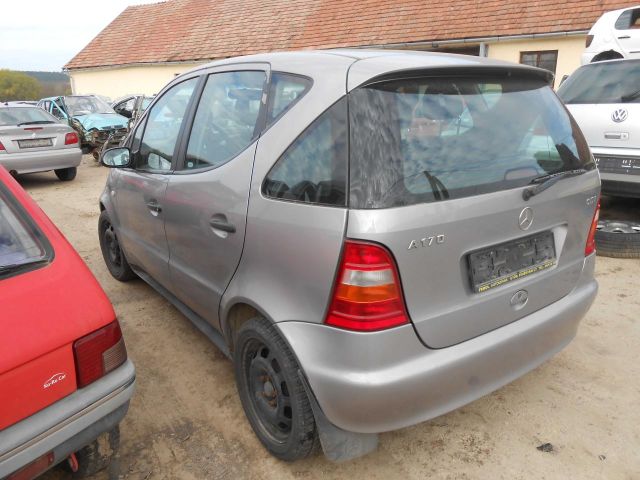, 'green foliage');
0,70,42,101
